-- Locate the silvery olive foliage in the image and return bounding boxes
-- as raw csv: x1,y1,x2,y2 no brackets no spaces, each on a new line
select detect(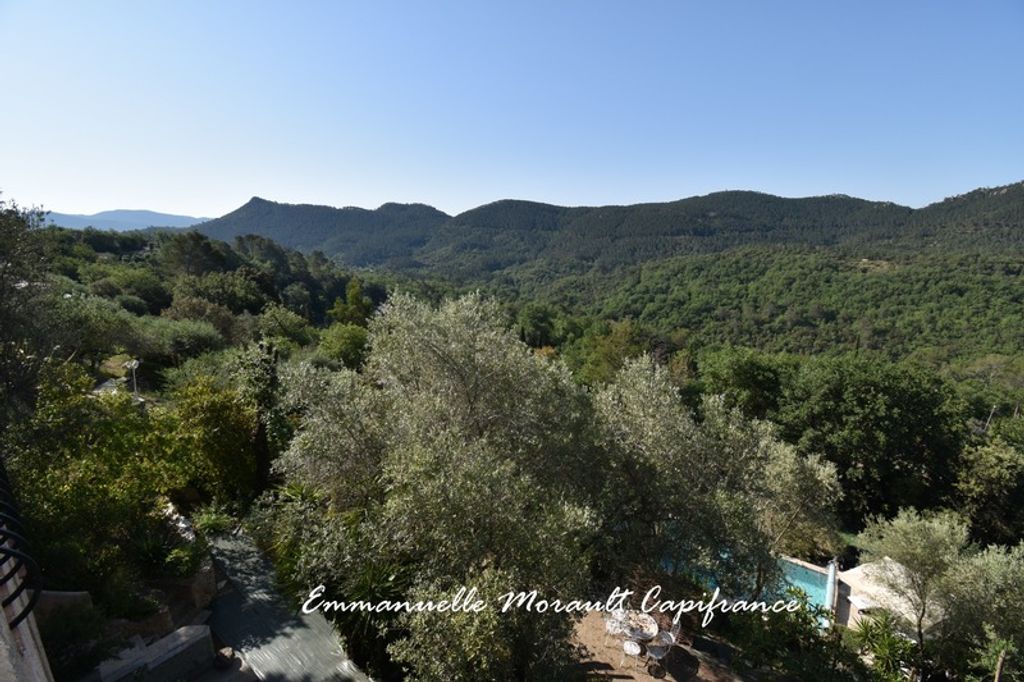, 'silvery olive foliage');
276,363,389,510
858,509,1024,676
367,293,599,497
388,567,580,682
595,356,839,595
274,294,598,677
943,543,1024,666
592,355,703,574
272,295,841,678
858,509,969,649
